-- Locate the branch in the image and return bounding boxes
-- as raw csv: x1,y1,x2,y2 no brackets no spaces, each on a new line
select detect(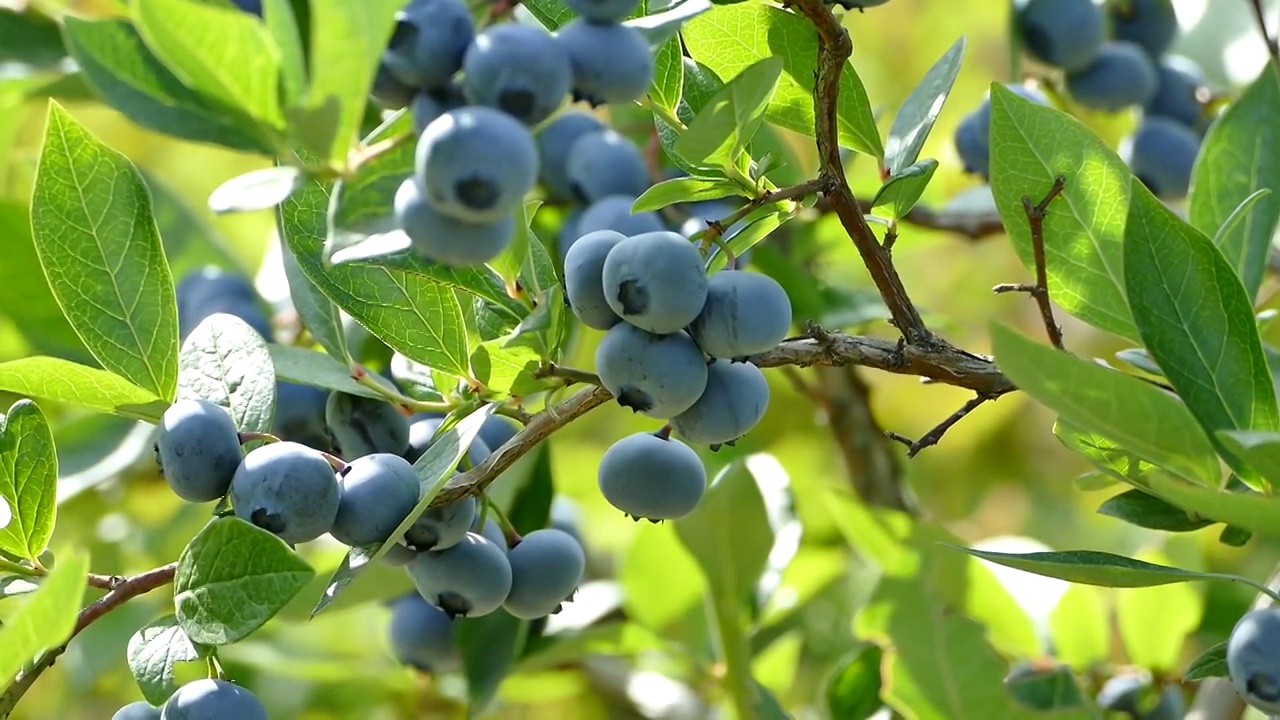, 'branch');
992,176,1067,349
0,562,179,716
1248,0,1280,71
699,178,829,251
886,394,996,458
860,197,1006,240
